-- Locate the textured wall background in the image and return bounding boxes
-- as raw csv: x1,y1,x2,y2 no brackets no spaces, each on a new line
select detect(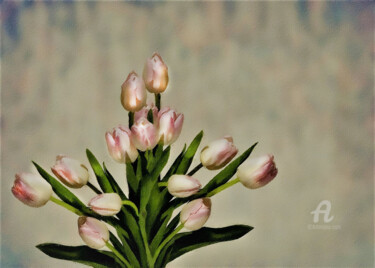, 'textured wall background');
1,1,374,267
